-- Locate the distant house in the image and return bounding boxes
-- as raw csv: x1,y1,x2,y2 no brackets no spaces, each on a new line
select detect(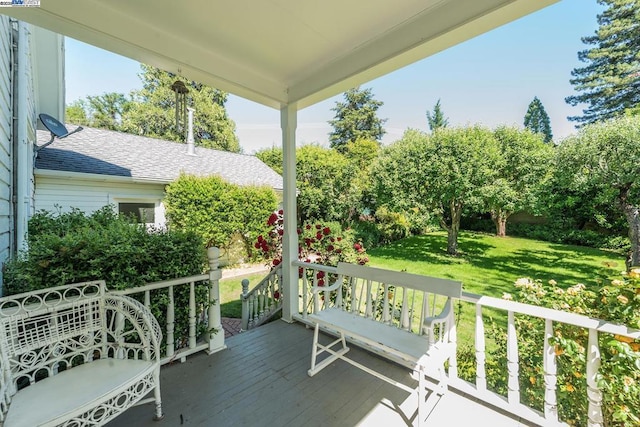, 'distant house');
34,126,283,227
